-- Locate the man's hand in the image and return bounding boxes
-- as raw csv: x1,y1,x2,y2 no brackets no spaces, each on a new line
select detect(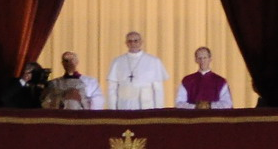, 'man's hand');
64,88,81,101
